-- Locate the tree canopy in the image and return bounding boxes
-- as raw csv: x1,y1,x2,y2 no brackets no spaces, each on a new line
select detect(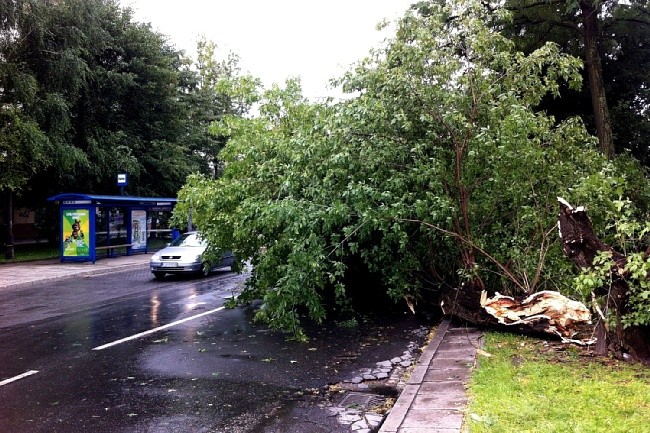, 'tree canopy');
178,38,260,179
